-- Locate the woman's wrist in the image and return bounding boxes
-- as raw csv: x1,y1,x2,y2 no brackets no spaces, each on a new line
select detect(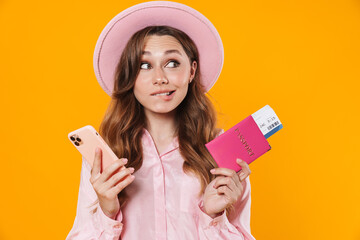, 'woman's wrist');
208,210,224,219
100,204,119,220
203,204,224,219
